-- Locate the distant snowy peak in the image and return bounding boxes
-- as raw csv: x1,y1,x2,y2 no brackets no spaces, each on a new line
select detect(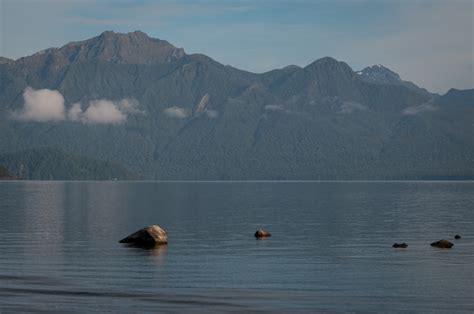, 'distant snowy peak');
357,64,433,96
356,64,402,84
